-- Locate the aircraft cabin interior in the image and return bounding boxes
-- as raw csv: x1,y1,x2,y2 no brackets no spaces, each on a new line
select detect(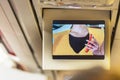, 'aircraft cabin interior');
0,0,120,80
